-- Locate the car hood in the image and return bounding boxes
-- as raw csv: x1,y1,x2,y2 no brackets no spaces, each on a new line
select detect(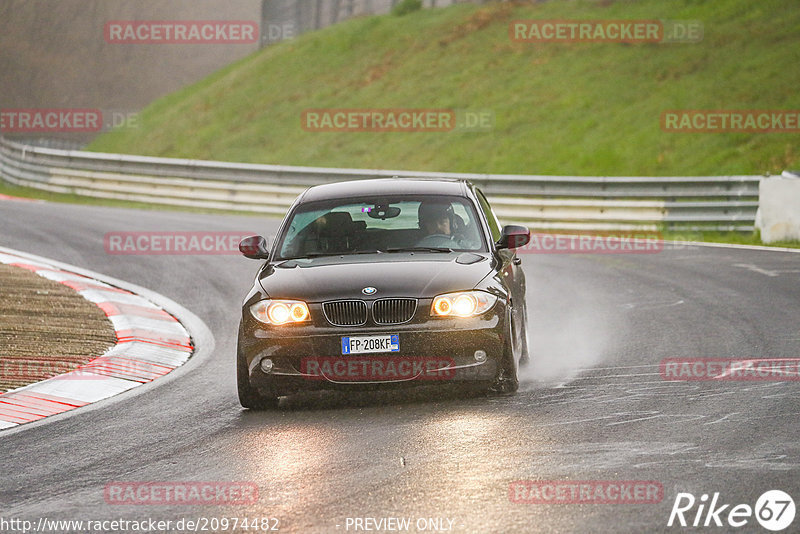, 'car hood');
258,253,492,302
